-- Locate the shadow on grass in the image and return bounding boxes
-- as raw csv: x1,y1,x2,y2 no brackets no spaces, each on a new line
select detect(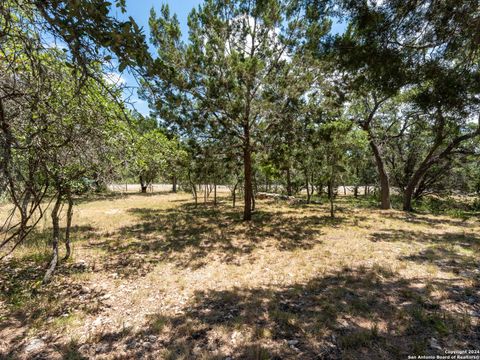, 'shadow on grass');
0,225,106,346
96,201,349,275
0,254,108,359
370,228,480,249
371,229,480,282
413,196,480,219
48,266,478,360
403,245,480,279
0,224,99,305
18,225,98,248
381,211,477,228
335,193,480,220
